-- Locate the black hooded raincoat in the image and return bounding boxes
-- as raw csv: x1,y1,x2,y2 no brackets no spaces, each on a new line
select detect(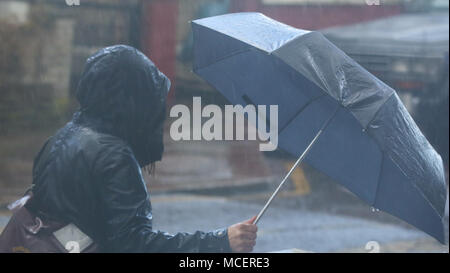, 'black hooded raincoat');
26,45,231,253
